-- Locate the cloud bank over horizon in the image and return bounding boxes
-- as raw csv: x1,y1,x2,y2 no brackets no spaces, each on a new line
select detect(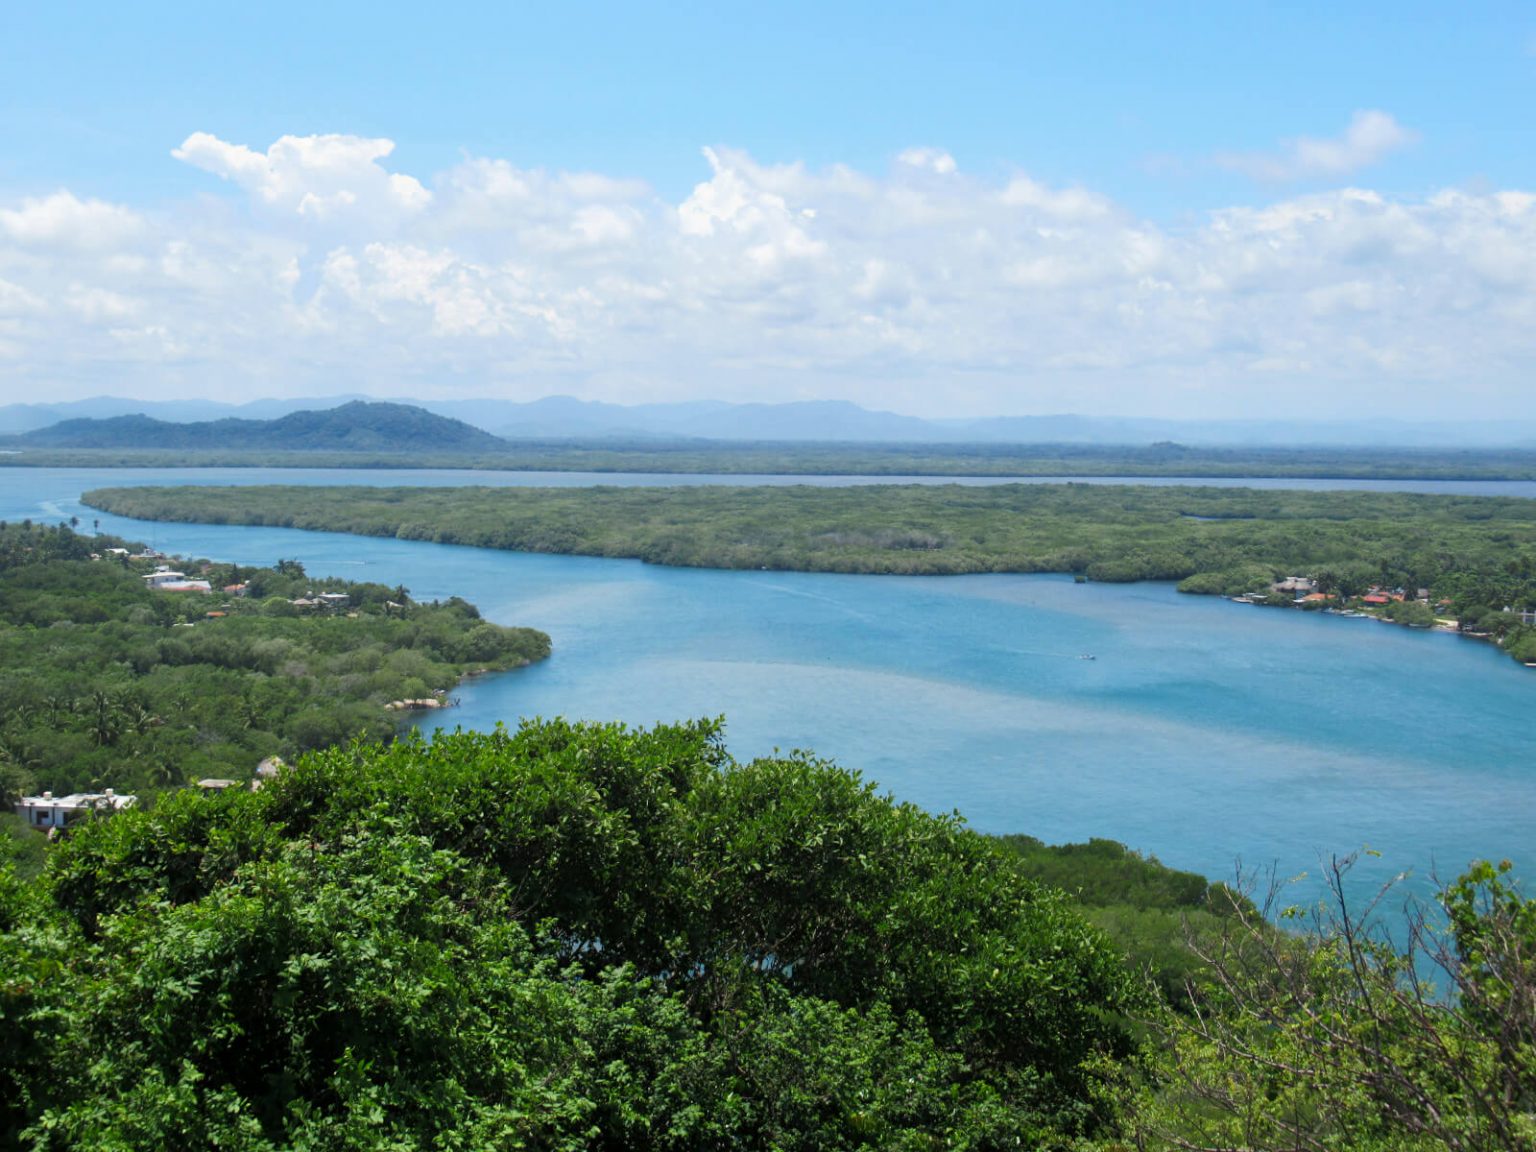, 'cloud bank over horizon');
1,127,1533,419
